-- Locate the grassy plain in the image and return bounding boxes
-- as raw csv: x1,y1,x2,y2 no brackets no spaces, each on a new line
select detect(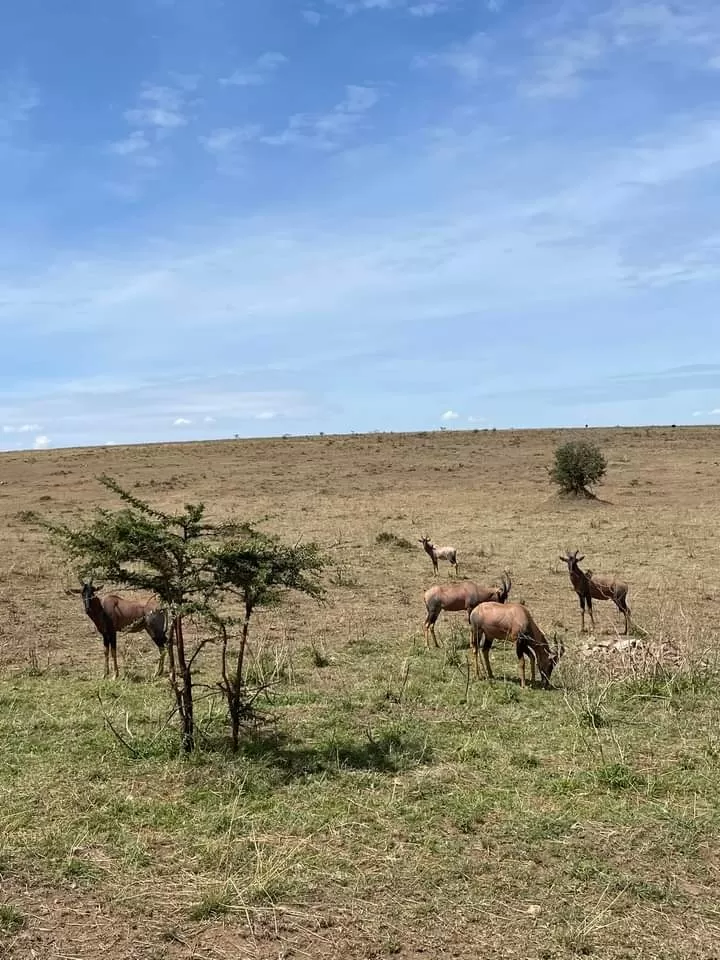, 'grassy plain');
1,426,720,959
